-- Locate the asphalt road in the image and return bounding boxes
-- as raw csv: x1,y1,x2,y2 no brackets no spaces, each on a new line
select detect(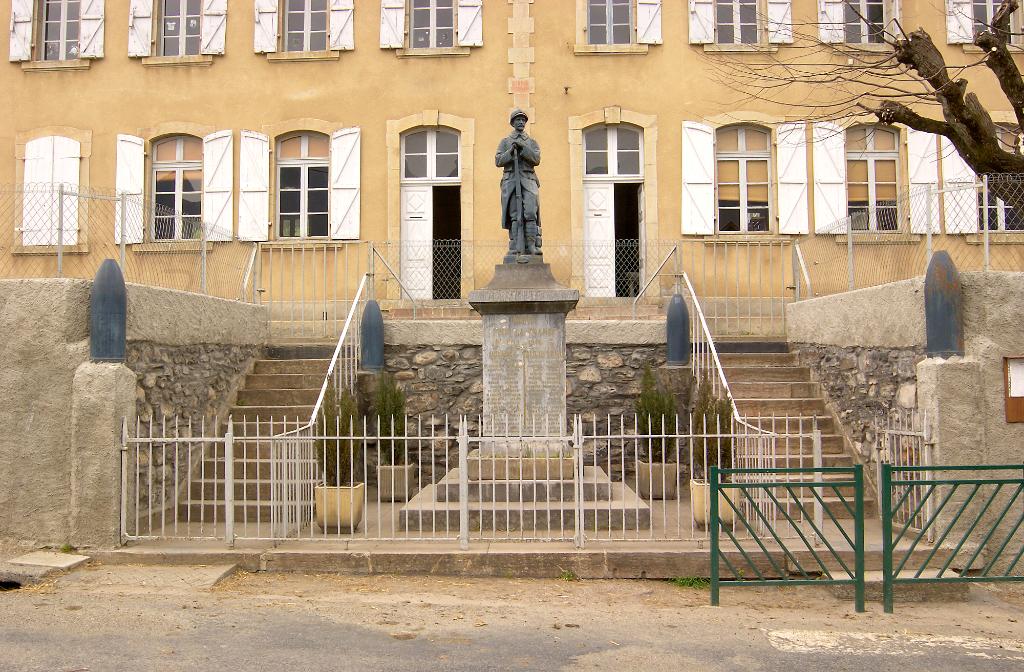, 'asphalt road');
1,566,1023,671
